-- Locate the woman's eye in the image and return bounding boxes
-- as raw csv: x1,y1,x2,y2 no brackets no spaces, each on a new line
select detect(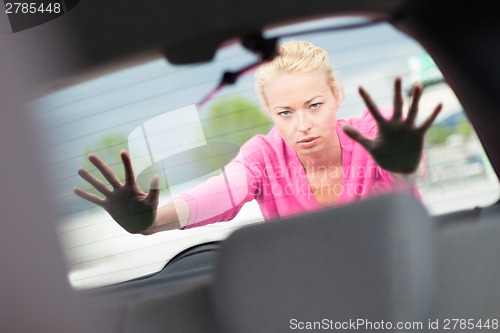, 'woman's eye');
278,110,291,117
310,103,321,109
